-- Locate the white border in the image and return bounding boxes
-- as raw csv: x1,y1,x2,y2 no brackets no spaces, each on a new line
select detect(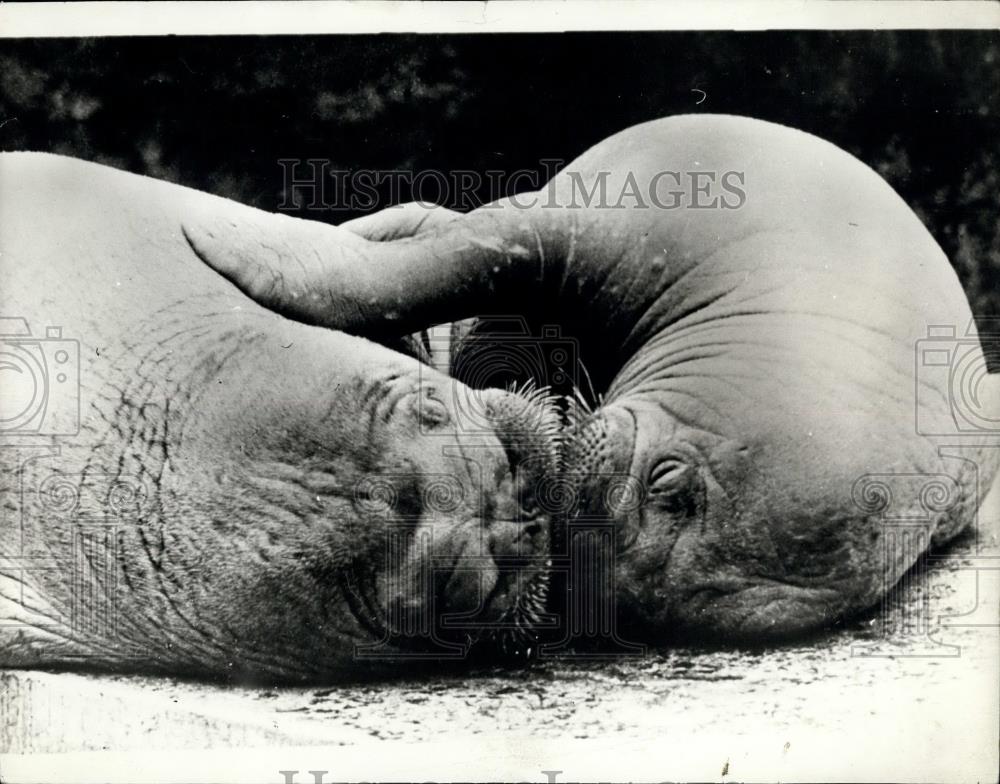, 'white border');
1,3,998,783
0,0,998,38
